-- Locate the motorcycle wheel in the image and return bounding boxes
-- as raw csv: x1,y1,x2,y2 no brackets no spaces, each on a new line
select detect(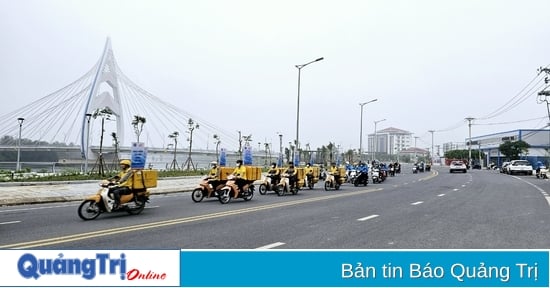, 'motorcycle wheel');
259,184,267,195
324,181,330,191
353,180,359,187
191,188,205,202
335,183,340,190
244,187,254,201
218,189,232,204
291,186,298,195
78,200,101,220
127,196,146,215
277,186,285,196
